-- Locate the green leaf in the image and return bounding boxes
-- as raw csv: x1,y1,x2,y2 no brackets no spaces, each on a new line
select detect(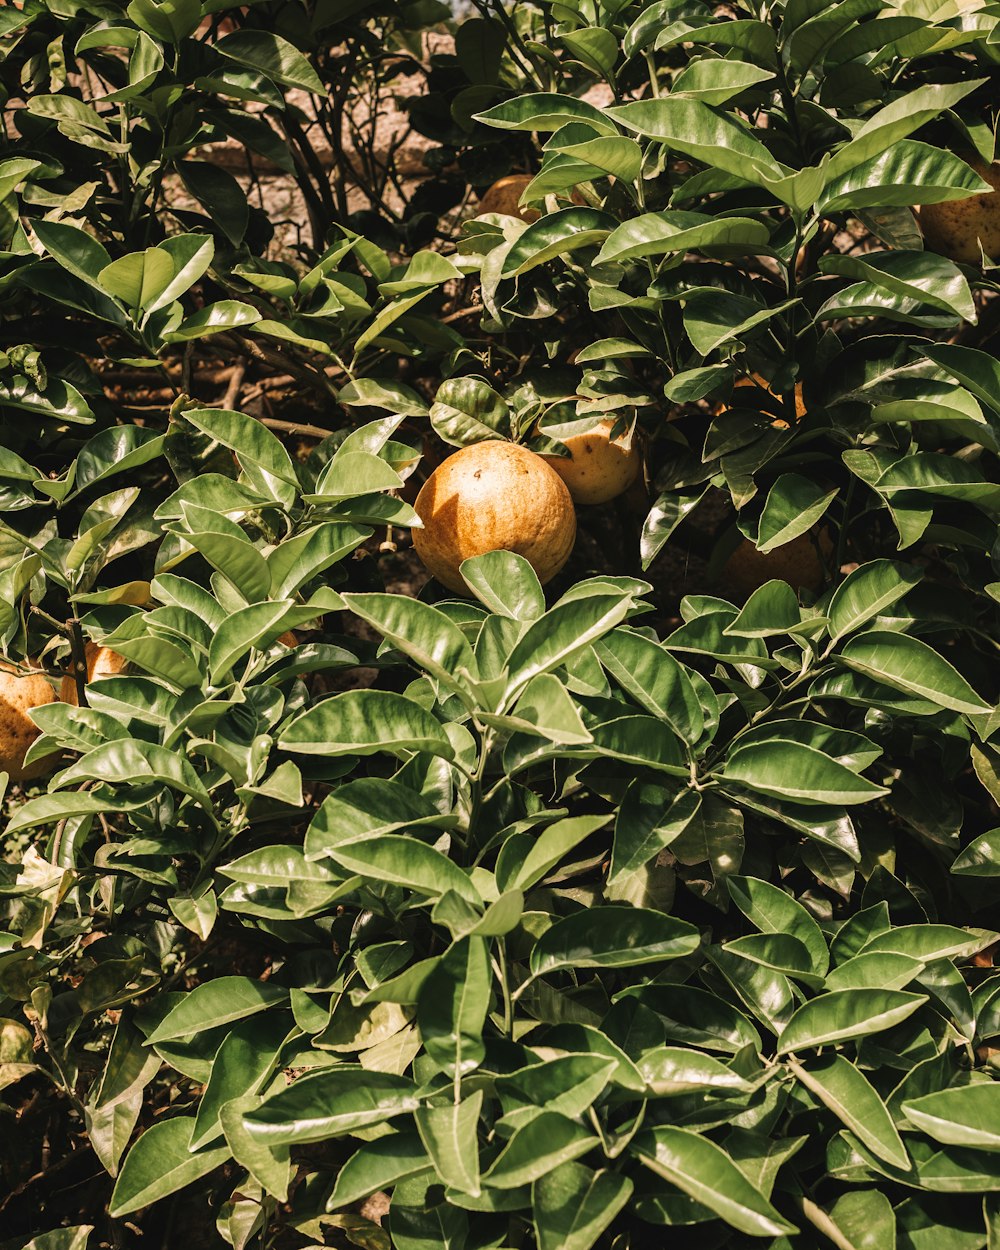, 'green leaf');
611,785,700,882
279,690,454,759
789,1055,909,1169
633,1127,797,1237
56,740,210,805
595,212,769,266
684,291,798,356
215,30,326,93
99,248,174,312
166,300,260,342
724,740,889,806
190,1014,289,1150
33,219,113,287
533,1163,633,1250
777,989,927,1053
459,551,545,621
501,208,615,278
923,343,1000,417
484,1113,598,1189
505,594,632,697
497,813,609,892
821,140,992,213
327,1131,430,1209
671,58,775,105
109,1118,230,1217
953,829,1000,876
344,593,479,694
529,906,700,977
824,81,982,180
417,938,490,1078
595,628,703,743
903,1085,1000,1152
755,475,838,554
610,98,785,186
328,837,481,905
827,561,922,641
724,581,801,638
825,1190,896,1250
416,1091,483,1195
208,599,296,683
820,251,975,322
838,630,991,714
146,976,288,1043
428,376,511,446
474,93,617,135
243,1068,419,1145
482,673,592,744
727,876,828,976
